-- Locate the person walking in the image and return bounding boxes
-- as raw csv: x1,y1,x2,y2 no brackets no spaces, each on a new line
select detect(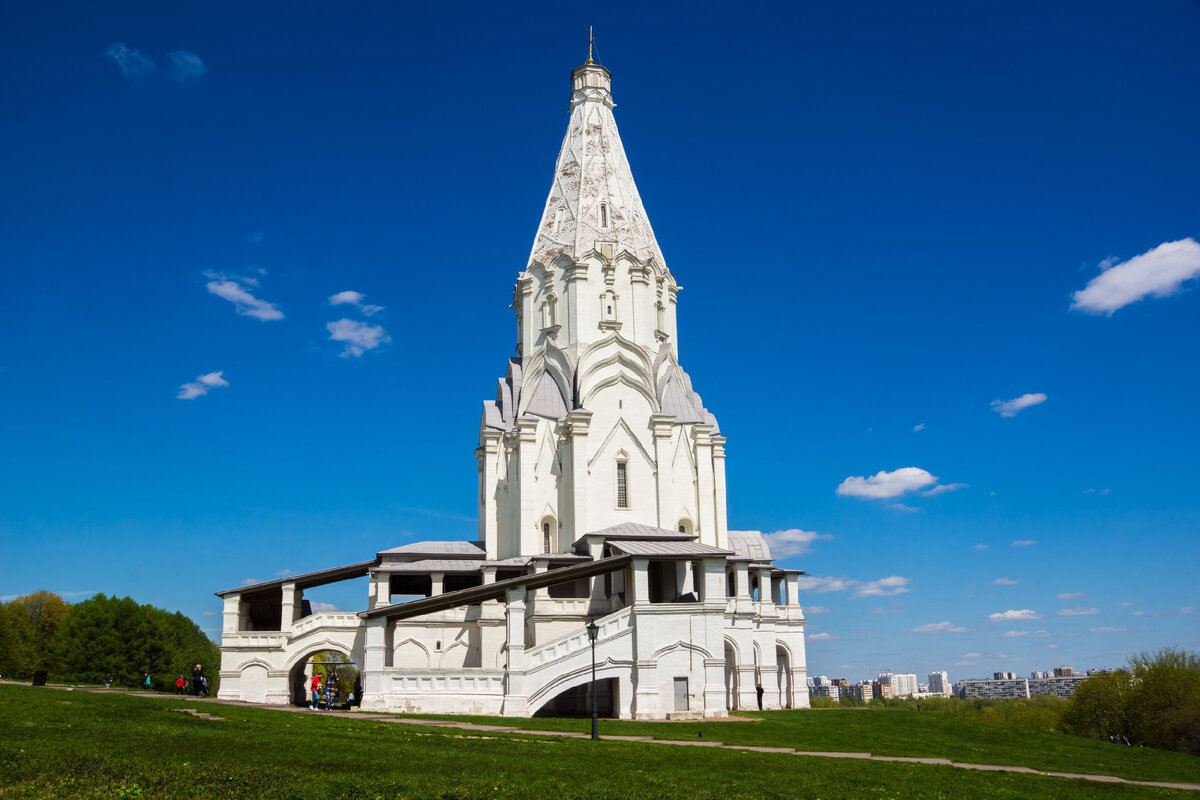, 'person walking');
143,672,151,692
192,664,204,697
310,673,322,710
175,675,186,694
